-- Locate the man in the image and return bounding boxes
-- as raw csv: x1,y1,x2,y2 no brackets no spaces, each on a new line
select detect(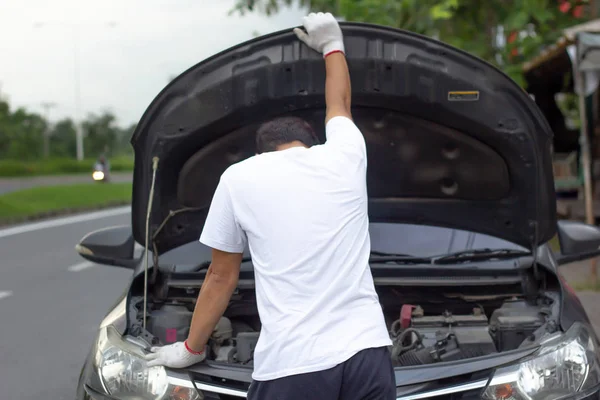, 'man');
95,155,107,170
145,12,395,399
